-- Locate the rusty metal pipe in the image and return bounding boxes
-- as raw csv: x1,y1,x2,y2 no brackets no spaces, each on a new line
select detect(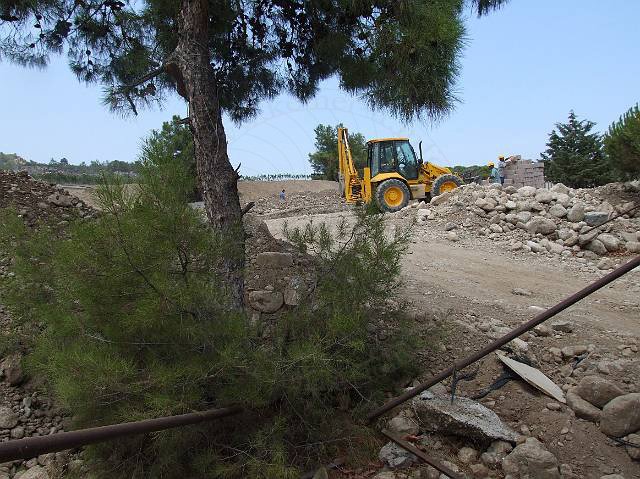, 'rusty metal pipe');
367,255,640,422
0,406,242,463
